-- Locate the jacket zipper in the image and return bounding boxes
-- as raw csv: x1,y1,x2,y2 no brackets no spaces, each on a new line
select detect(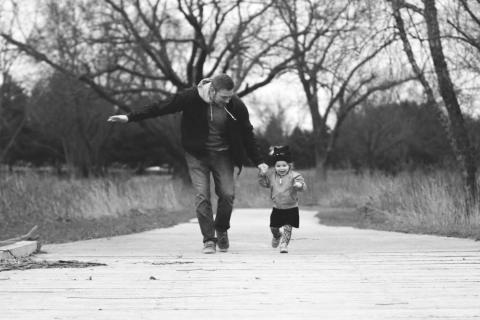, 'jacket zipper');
275,169,291,185
210,104,236,121
224,106,237,121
